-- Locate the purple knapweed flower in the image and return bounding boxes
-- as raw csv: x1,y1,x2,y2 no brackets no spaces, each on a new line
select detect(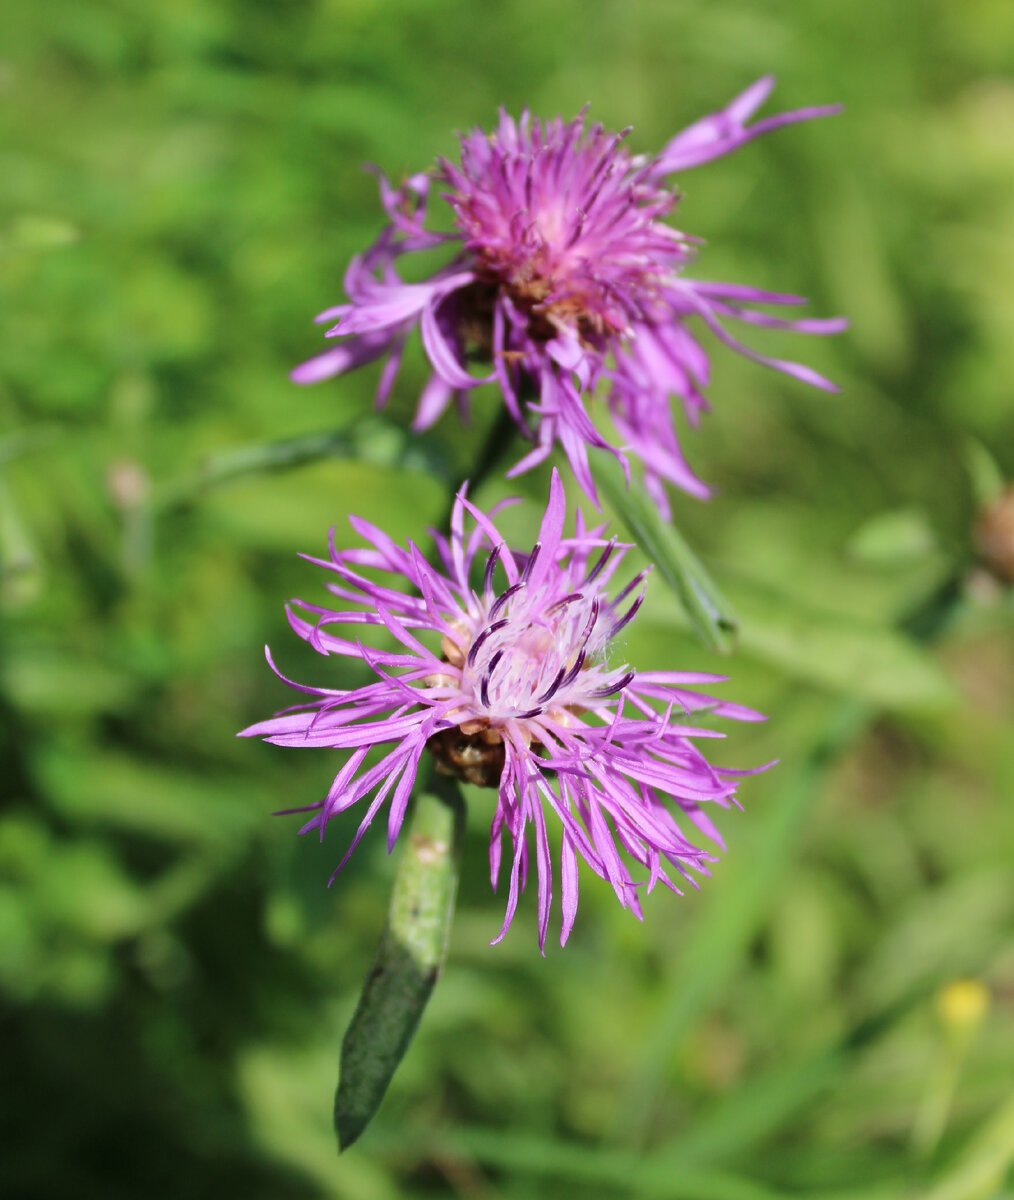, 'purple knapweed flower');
293,77,845,516
240,471,767,950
